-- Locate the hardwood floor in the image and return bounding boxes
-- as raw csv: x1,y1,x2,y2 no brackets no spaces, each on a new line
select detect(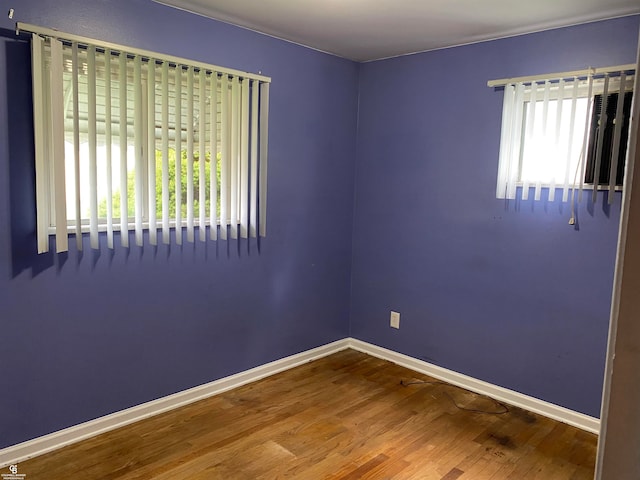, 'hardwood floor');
14,349,597,479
